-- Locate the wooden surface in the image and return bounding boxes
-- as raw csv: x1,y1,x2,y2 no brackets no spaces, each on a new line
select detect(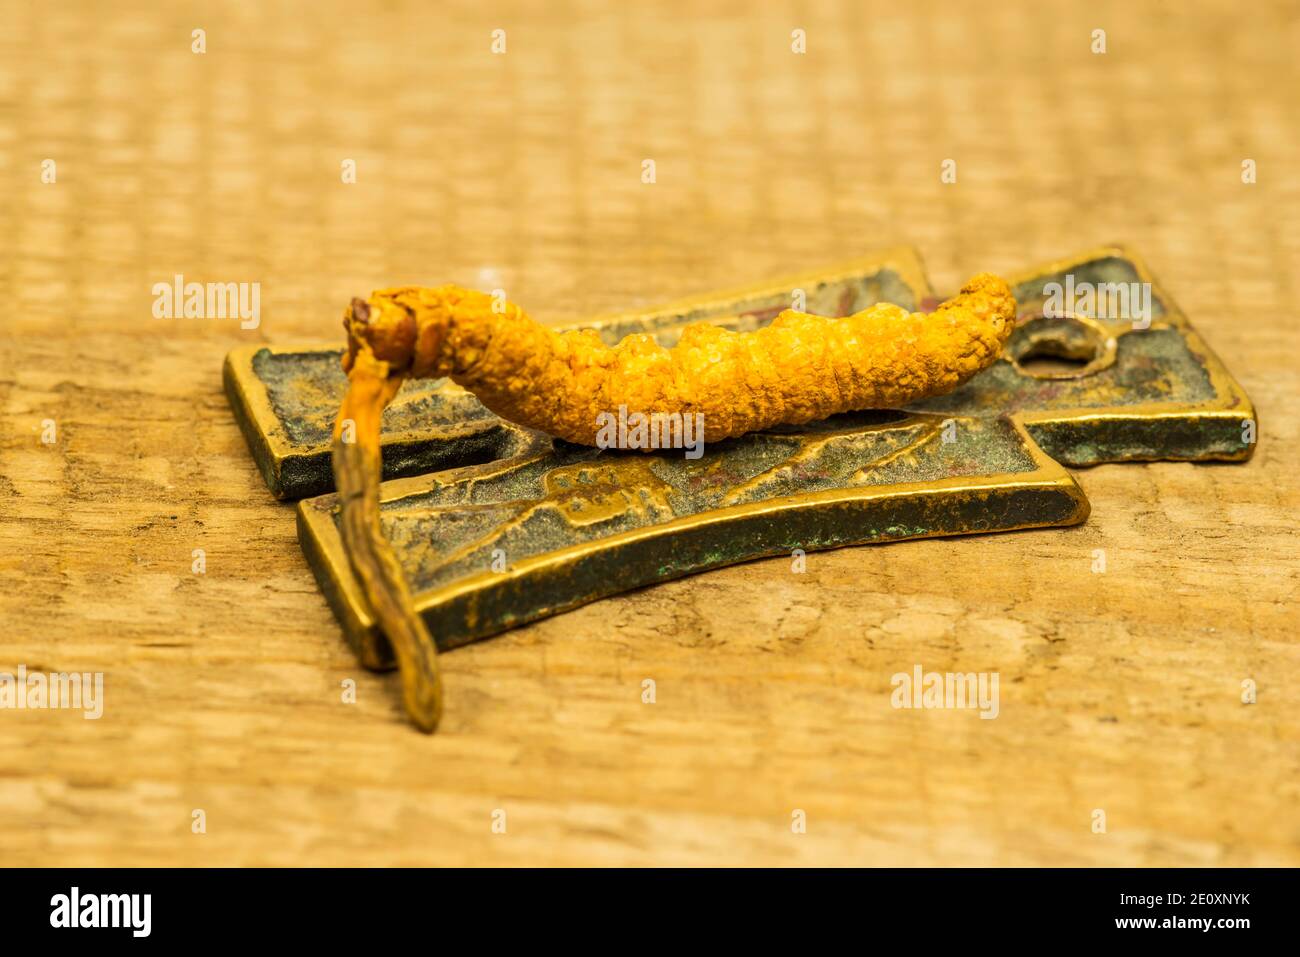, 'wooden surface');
1,0,1297,866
